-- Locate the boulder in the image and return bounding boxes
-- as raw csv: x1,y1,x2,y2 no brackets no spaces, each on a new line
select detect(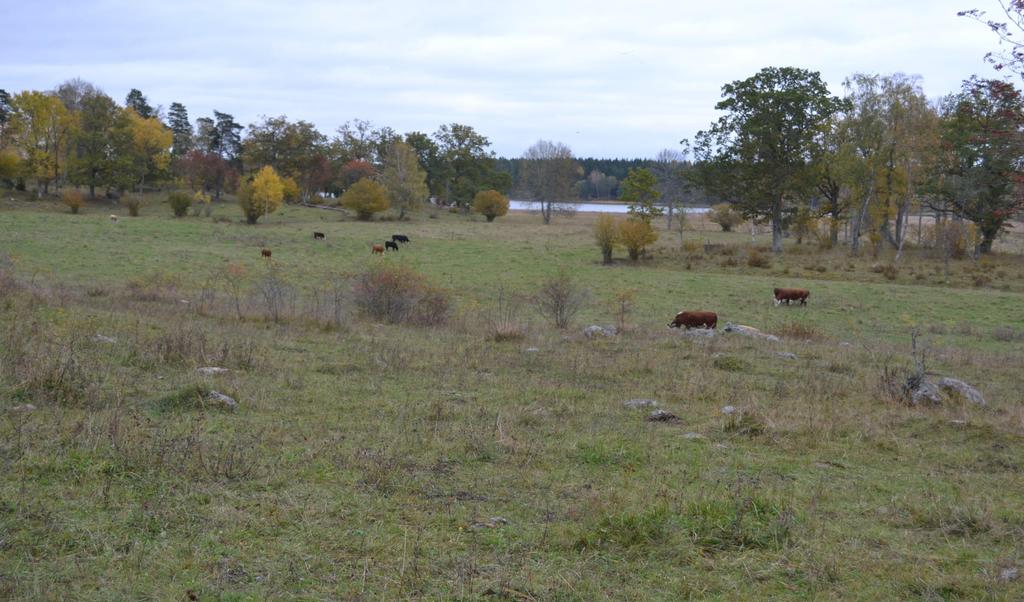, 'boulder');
679,328,716,338
910,380,943,406
197,367,230,376
646,409,680,423
723,323,780,342
721,405,738,415
92,334,117,344
775,351,798,360
9,404,36,413
206,390,238,411
584,325,617,339
936,377,986,406
623,398,659,409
